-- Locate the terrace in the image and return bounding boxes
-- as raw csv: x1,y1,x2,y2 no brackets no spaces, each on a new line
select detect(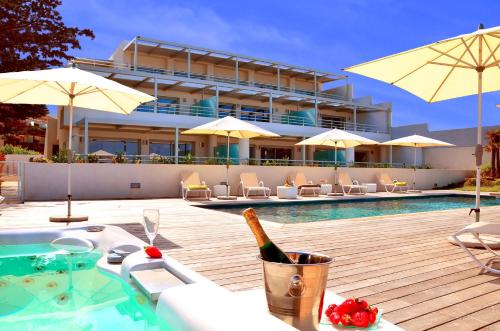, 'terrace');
1,194,499,330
